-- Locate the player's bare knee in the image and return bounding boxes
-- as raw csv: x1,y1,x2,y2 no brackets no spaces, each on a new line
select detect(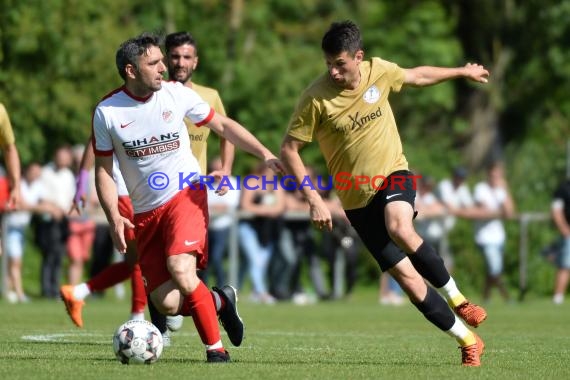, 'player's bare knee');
169,269,201,294
150,295,174,315
387,224,409,245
